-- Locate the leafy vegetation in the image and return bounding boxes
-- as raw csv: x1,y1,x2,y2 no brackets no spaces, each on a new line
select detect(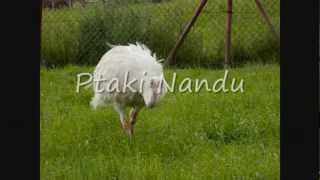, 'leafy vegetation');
41,0,279,67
